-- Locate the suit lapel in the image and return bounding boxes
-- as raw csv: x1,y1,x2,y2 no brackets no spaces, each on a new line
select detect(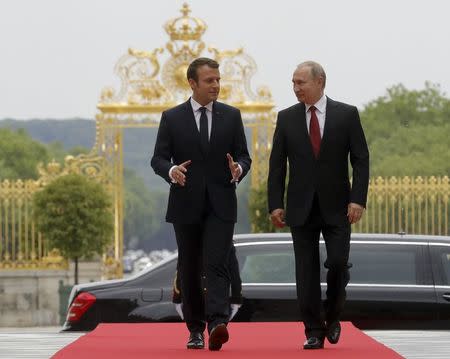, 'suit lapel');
183,100,224,157
320,96,337,158
298,97,337,160
183,100,207,156
210,101,223,149
294,103,315,158
297,102,309,139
